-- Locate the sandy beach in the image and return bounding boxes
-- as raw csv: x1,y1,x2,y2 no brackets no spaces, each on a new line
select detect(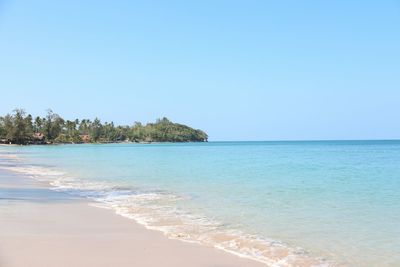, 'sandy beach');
0,168,265,267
